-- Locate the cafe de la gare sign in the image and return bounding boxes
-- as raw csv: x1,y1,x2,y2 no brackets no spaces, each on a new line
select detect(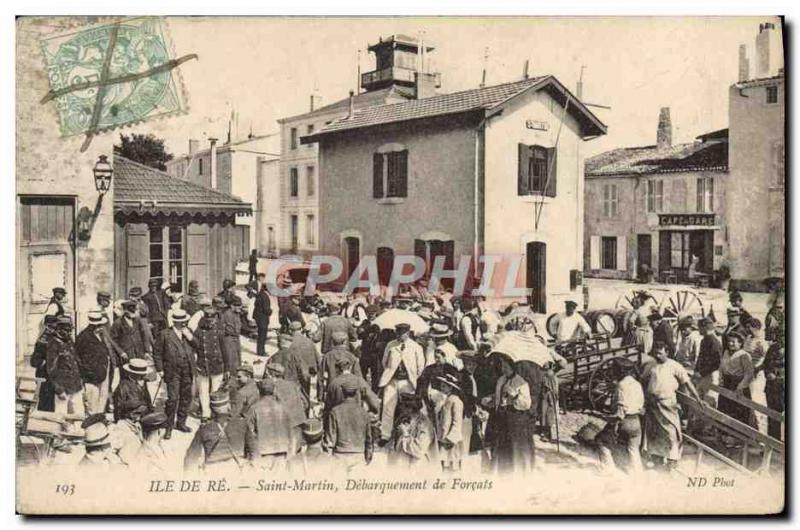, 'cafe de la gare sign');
658,213,716,227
